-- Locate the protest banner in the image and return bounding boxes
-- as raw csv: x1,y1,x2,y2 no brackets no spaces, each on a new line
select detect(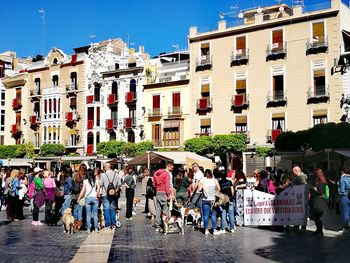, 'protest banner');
243,185,306,226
